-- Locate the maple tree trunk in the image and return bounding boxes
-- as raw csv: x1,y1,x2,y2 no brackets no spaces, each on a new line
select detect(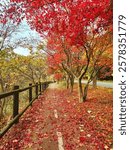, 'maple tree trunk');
78,78,84,103
93,75,97,88
65,74,74,93
66,75,70,89
70,75,74,93
77,77,89,103
83,83,89,102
